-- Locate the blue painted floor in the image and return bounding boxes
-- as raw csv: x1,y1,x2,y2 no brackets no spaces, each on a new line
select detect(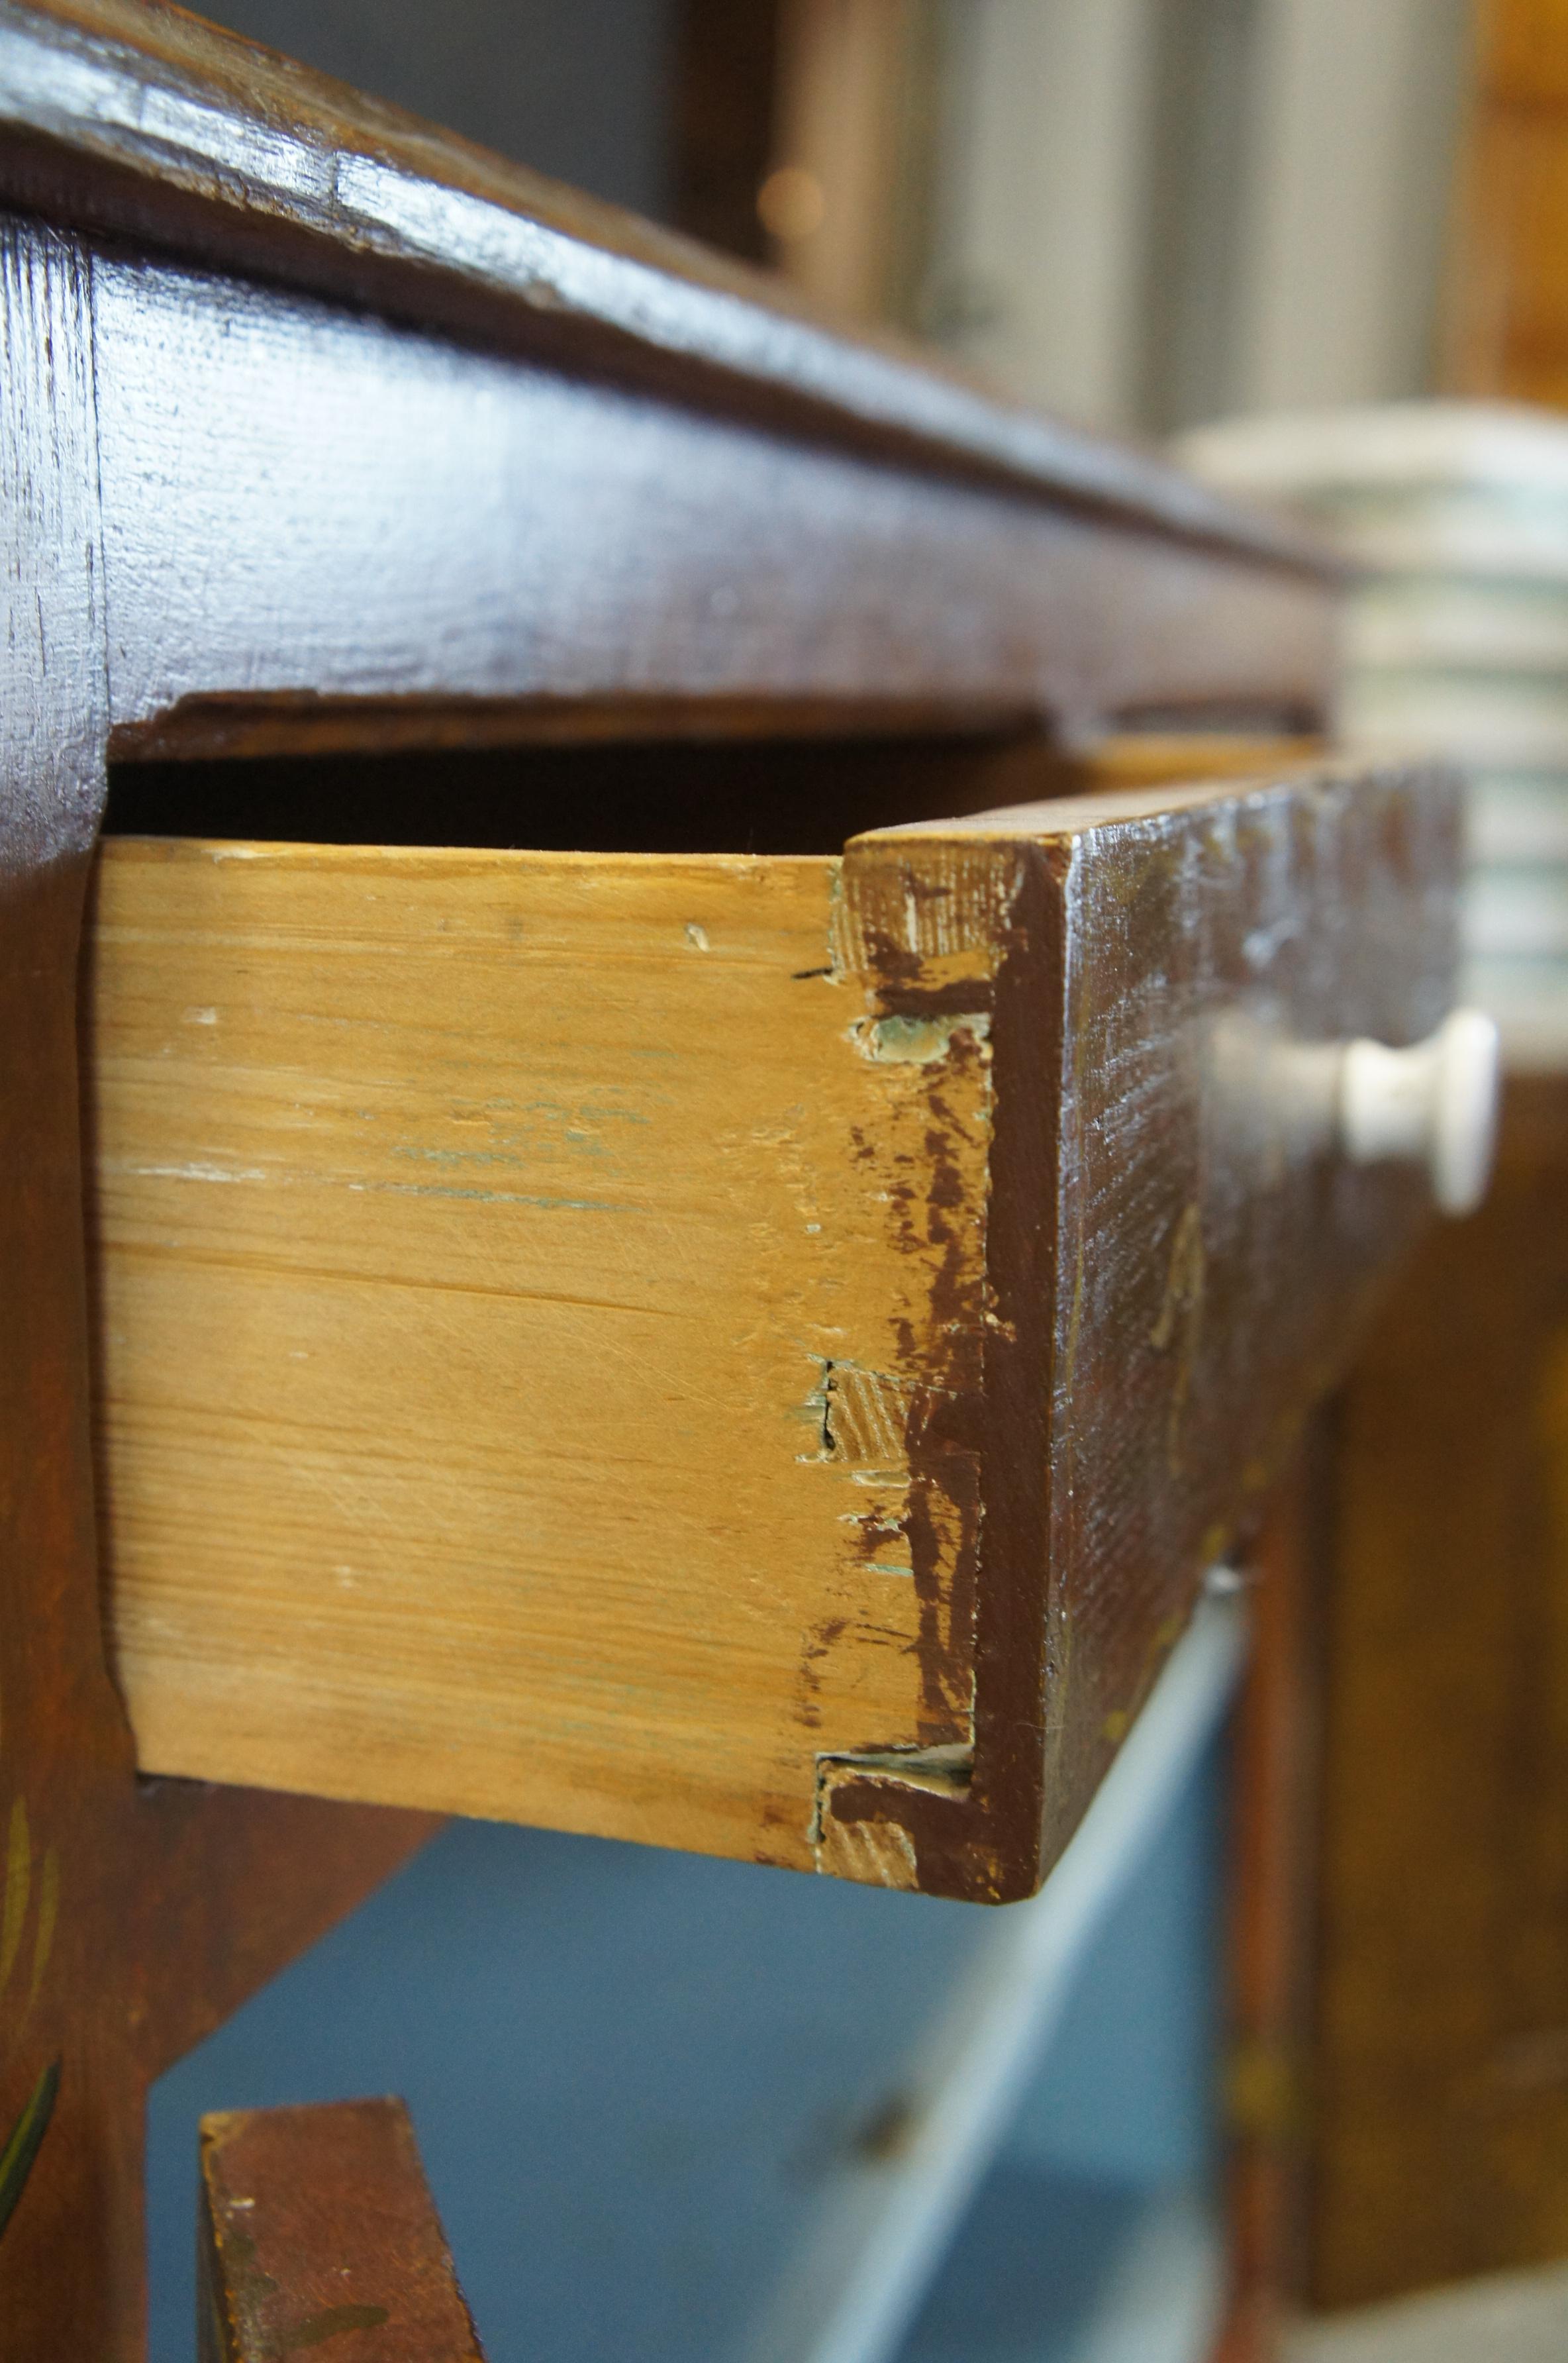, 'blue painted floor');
148,1741,1222,2361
